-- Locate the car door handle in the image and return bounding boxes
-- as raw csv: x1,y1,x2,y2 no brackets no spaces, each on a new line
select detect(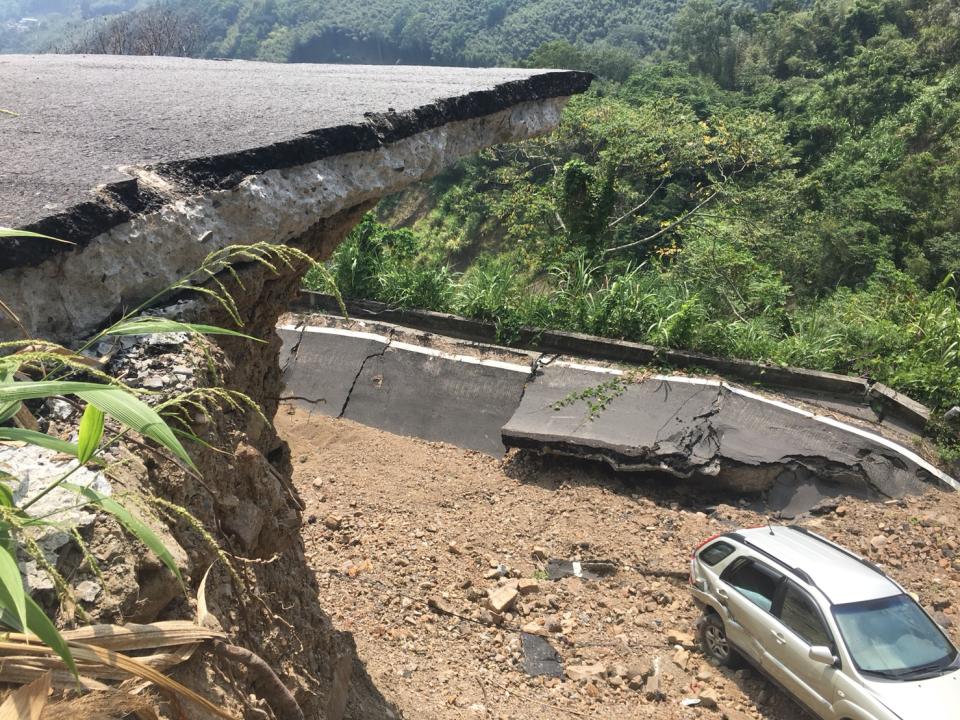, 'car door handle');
771,630,786,645
716,588,729,605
